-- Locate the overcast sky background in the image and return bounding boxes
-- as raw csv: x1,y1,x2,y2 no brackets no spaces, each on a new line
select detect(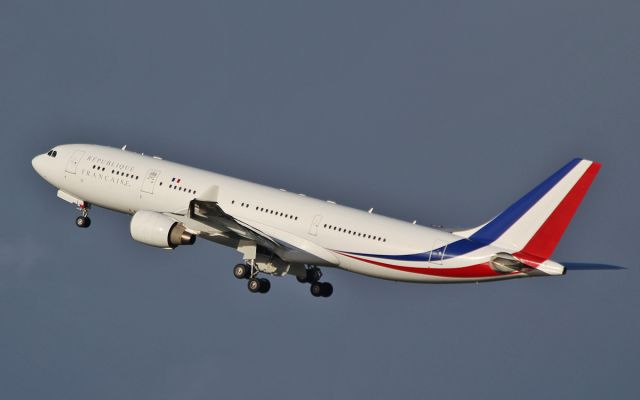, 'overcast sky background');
1,1,639,399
